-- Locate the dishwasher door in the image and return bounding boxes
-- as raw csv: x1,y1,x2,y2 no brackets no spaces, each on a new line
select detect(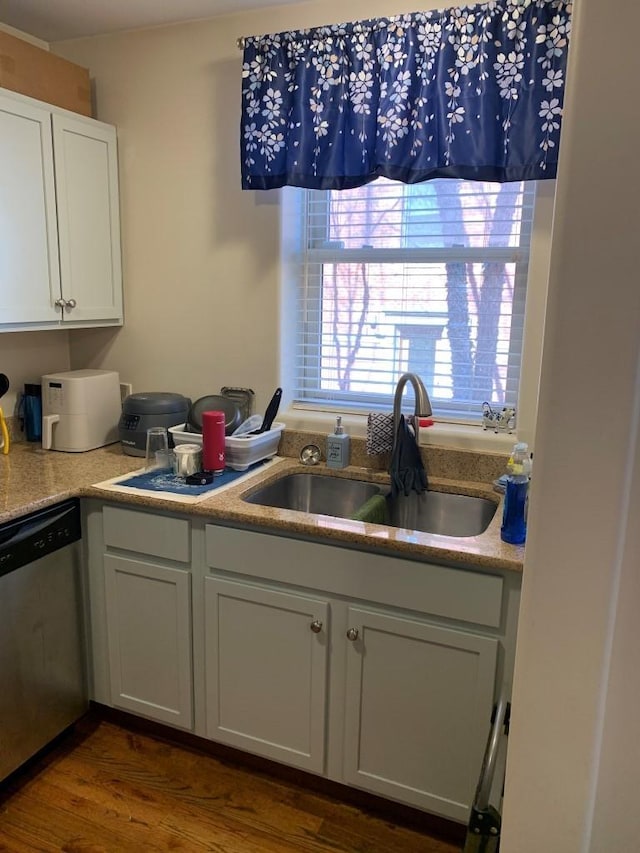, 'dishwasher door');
0,502,87,781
